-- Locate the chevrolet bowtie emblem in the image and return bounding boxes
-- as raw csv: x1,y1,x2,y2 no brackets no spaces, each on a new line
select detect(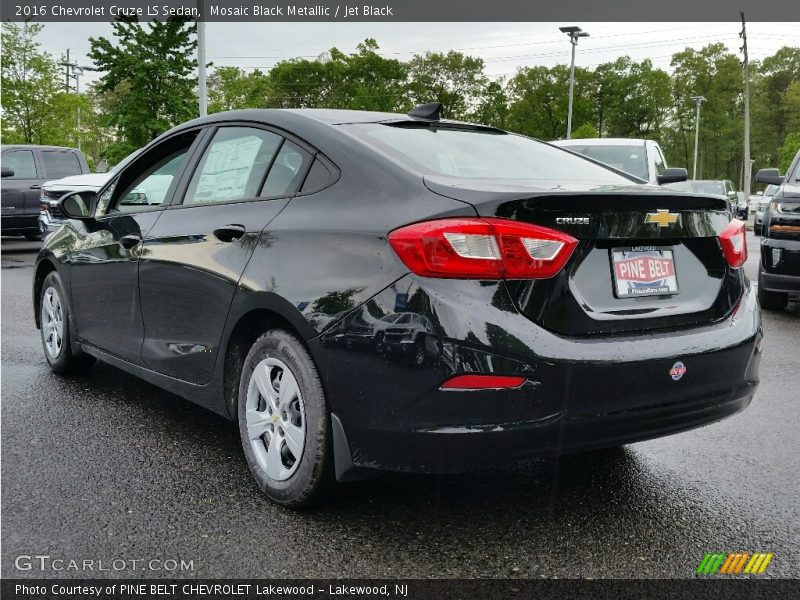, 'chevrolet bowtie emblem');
645,209,680,228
